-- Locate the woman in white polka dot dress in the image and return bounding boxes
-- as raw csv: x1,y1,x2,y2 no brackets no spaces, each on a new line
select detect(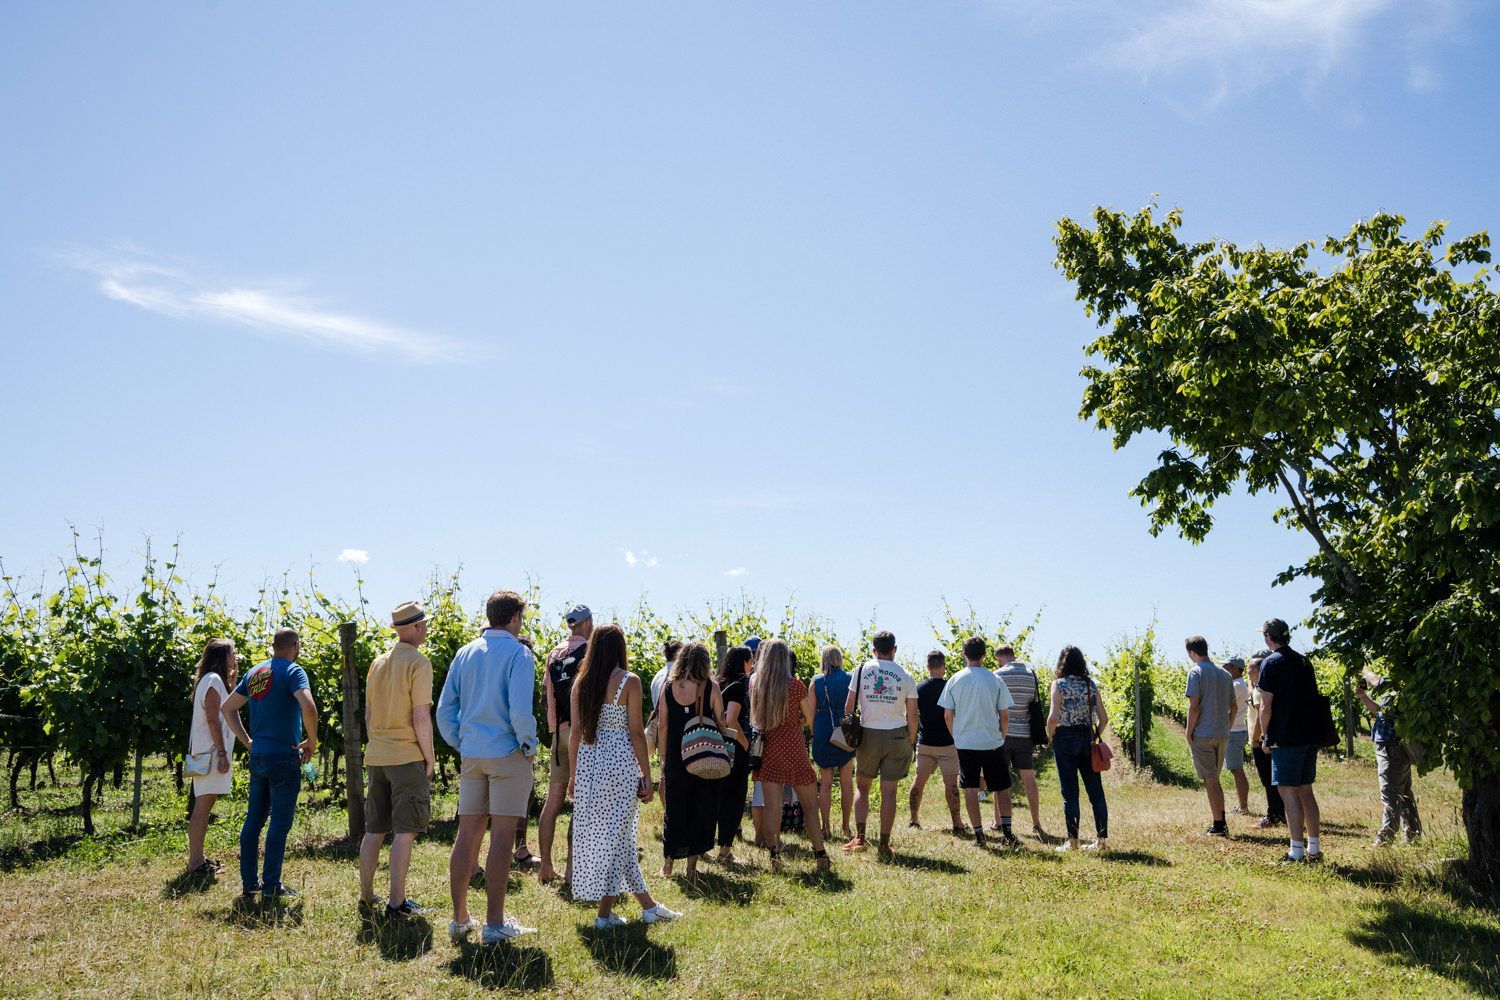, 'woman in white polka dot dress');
568,624,683,929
